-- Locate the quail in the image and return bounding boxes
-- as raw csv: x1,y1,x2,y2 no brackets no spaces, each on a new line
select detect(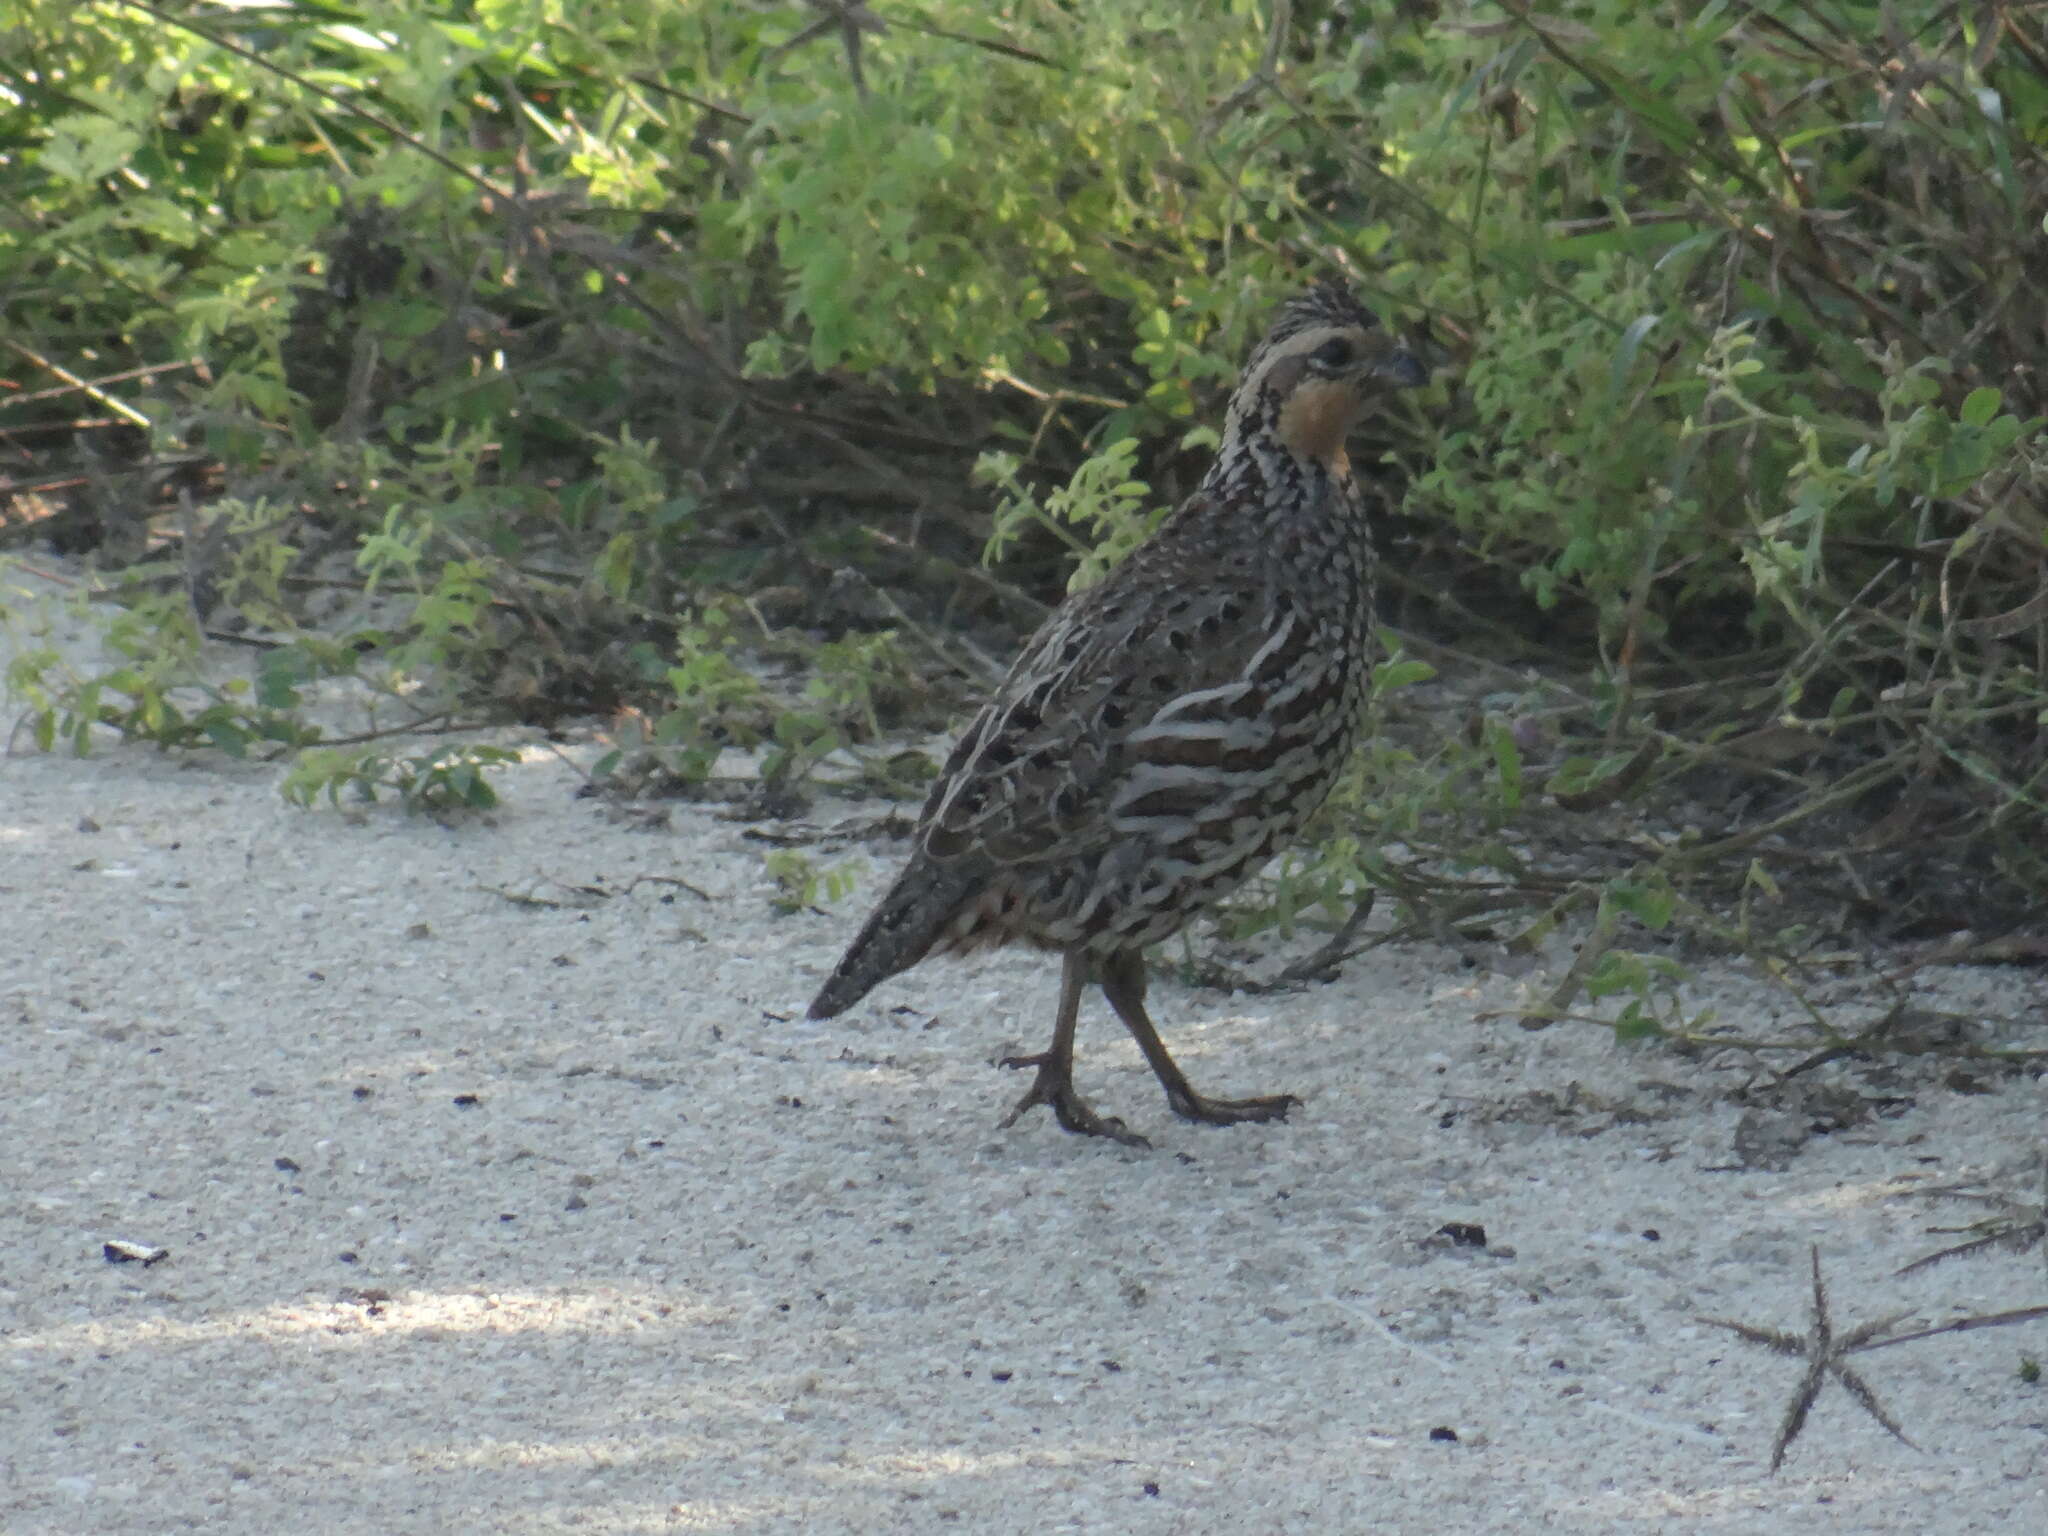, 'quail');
808,283,1426,1145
